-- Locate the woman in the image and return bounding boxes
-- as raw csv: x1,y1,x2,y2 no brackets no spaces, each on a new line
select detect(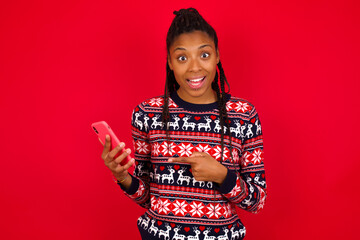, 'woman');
101,8,266,239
